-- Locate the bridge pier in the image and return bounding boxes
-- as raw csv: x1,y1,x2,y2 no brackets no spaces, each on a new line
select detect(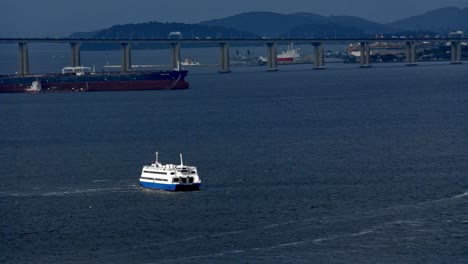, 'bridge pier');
218,43,231,73
313,43,326,70
120,43,132,72
70,42,81,67
170,43,181,70
405,41,417,66
451,41,462,64
266,43,278,71
360,42,371,68
18,42,29,75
